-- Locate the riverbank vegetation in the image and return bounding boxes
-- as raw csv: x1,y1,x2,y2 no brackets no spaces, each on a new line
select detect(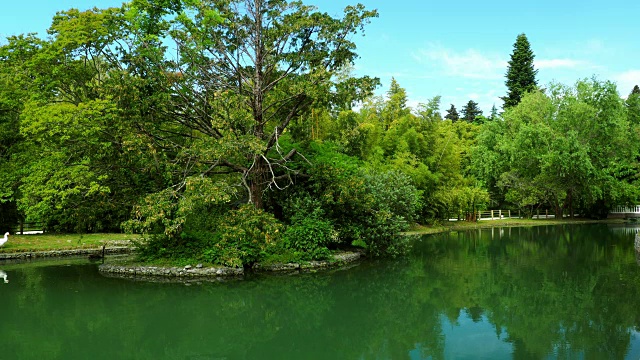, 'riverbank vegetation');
0,233,133,252
1,0,640,266
0,218,623,255
407,218,627,235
